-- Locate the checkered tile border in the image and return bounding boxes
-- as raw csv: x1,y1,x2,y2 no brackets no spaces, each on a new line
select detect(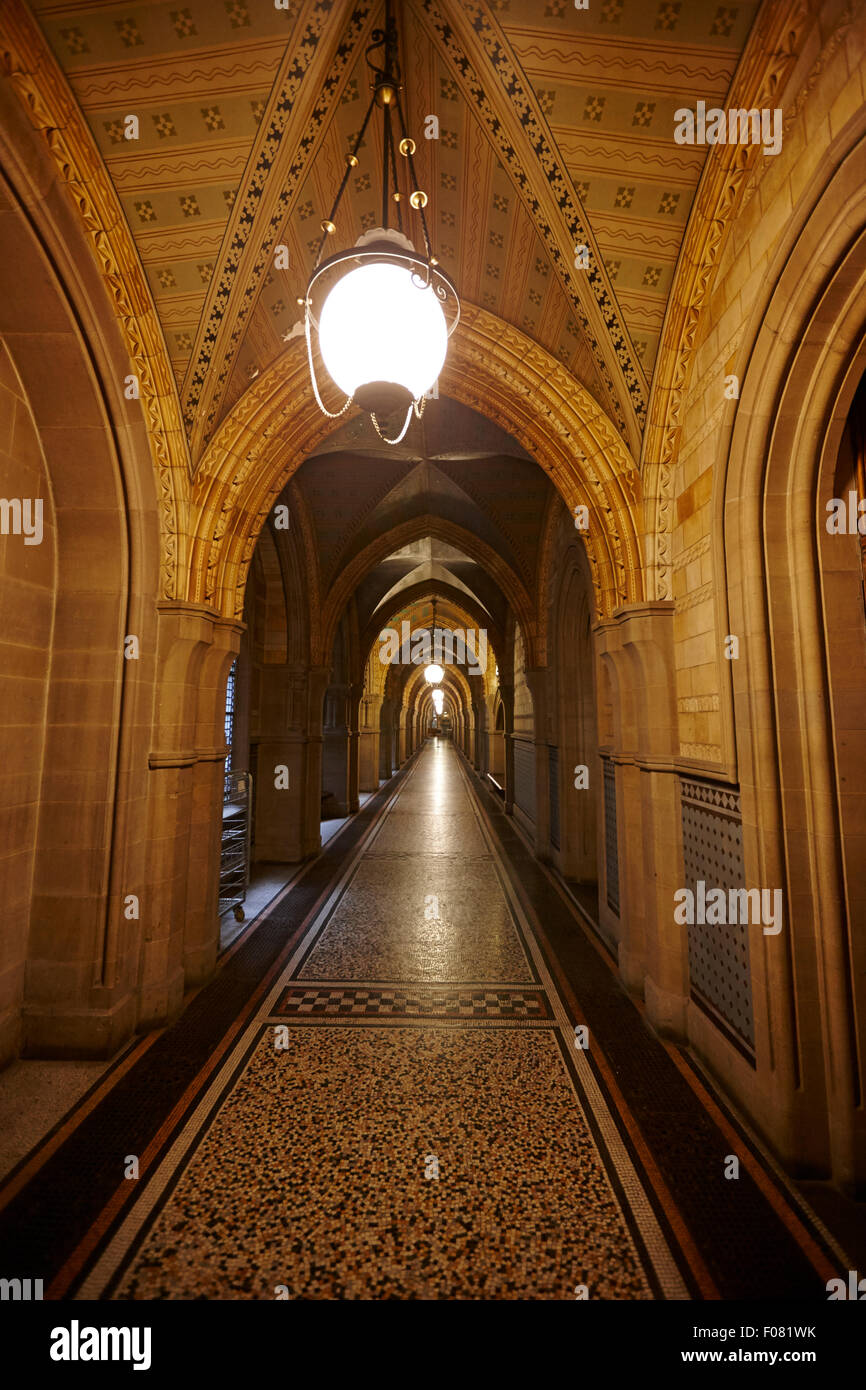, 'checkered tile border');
272,987,551,1019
